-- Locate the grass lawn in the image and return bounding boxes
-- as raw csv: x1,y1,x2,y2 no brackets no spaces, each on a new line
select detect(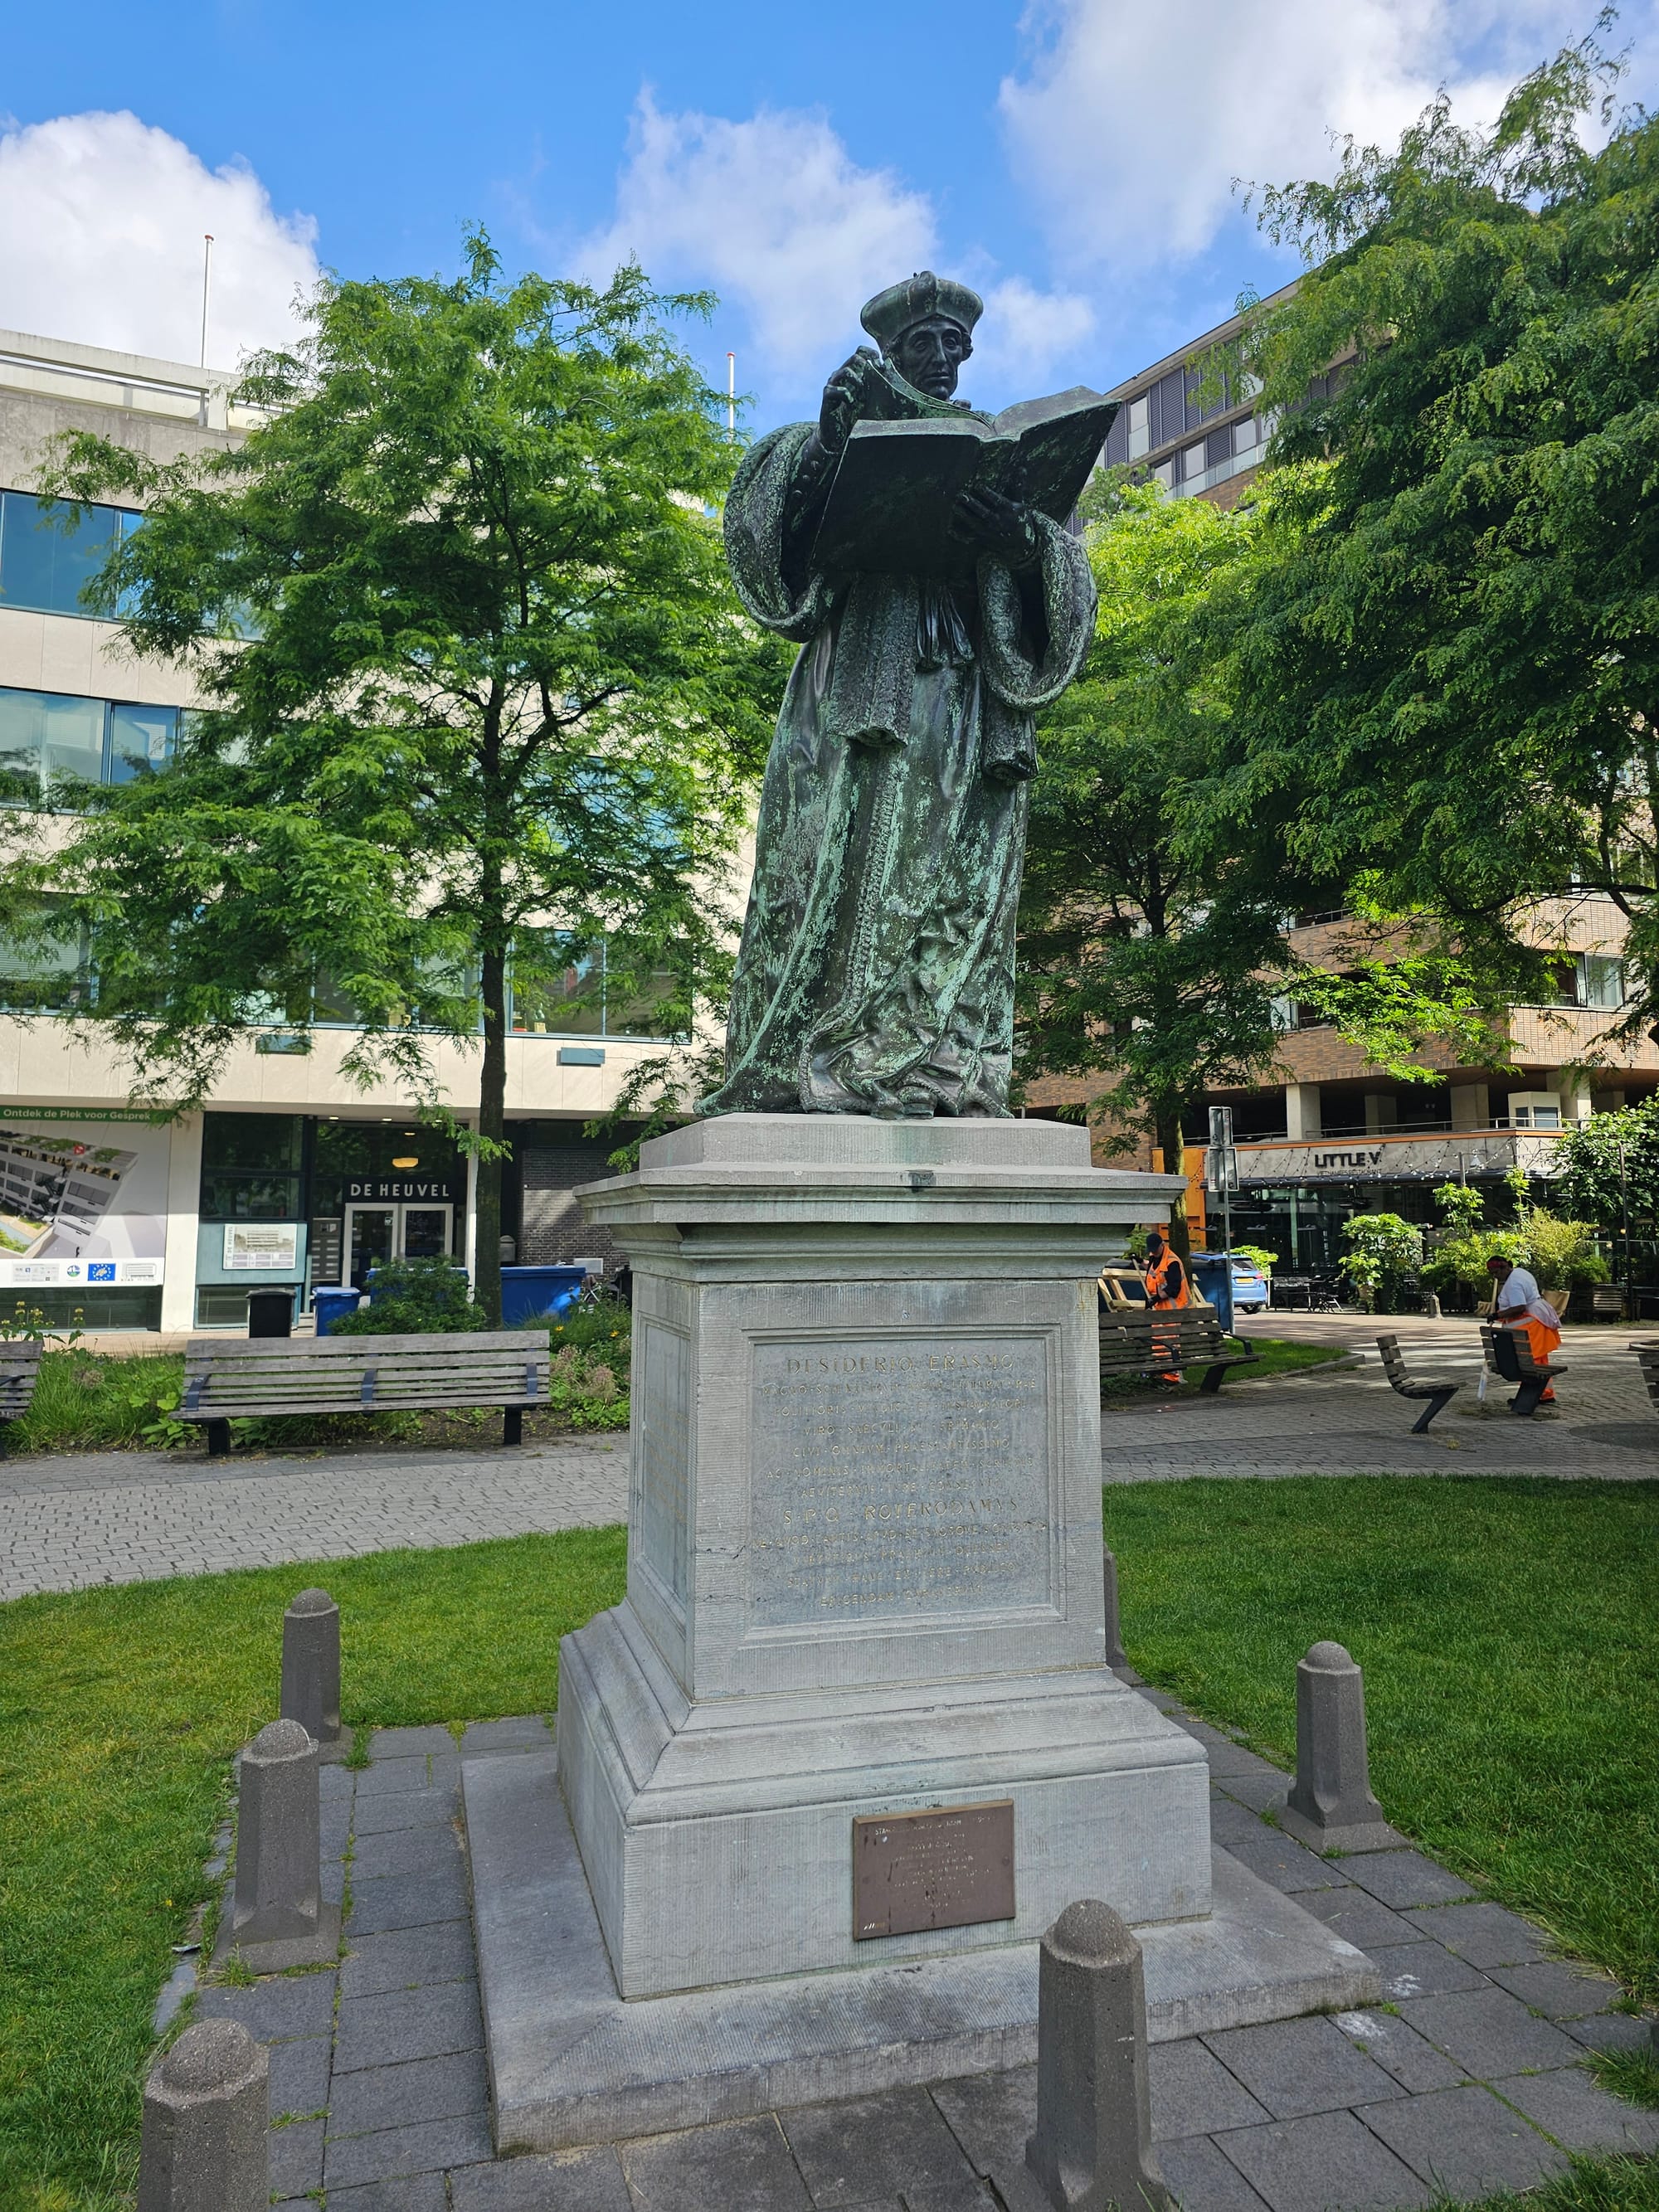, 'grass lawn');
1108,1476,1659,2002
2,1476,1655,2208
